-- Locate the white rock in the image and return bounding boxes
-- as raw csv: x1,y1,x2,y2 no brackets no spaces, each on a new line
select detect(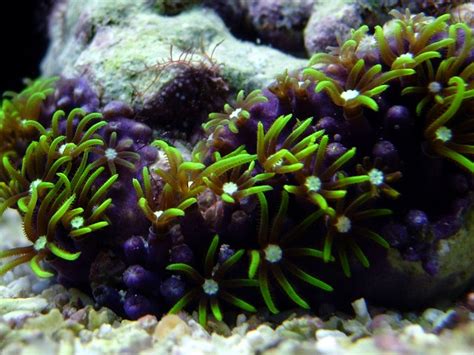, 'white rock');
315,335,344,355
352,298,371,324
4,276,32,298
2,310,36,325
245,324,276,349
401,324,440,347
97,323,113,338
0,297,48,315
422,308,444,325
316,329,348,340
187,319,210,339
402,324,425,338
